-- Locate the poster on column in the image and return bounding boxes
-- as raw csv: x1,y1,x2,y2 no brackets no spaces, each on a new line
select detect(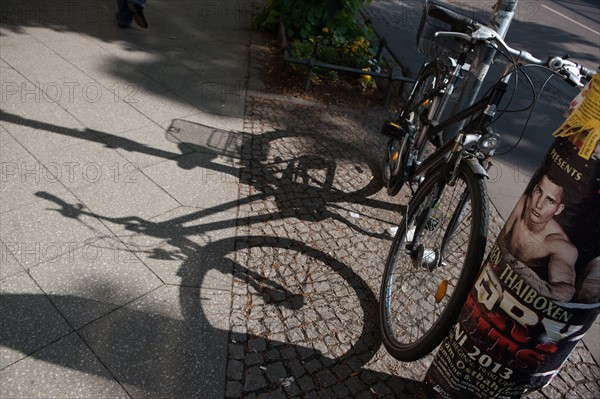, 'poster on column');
425,73,600,398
